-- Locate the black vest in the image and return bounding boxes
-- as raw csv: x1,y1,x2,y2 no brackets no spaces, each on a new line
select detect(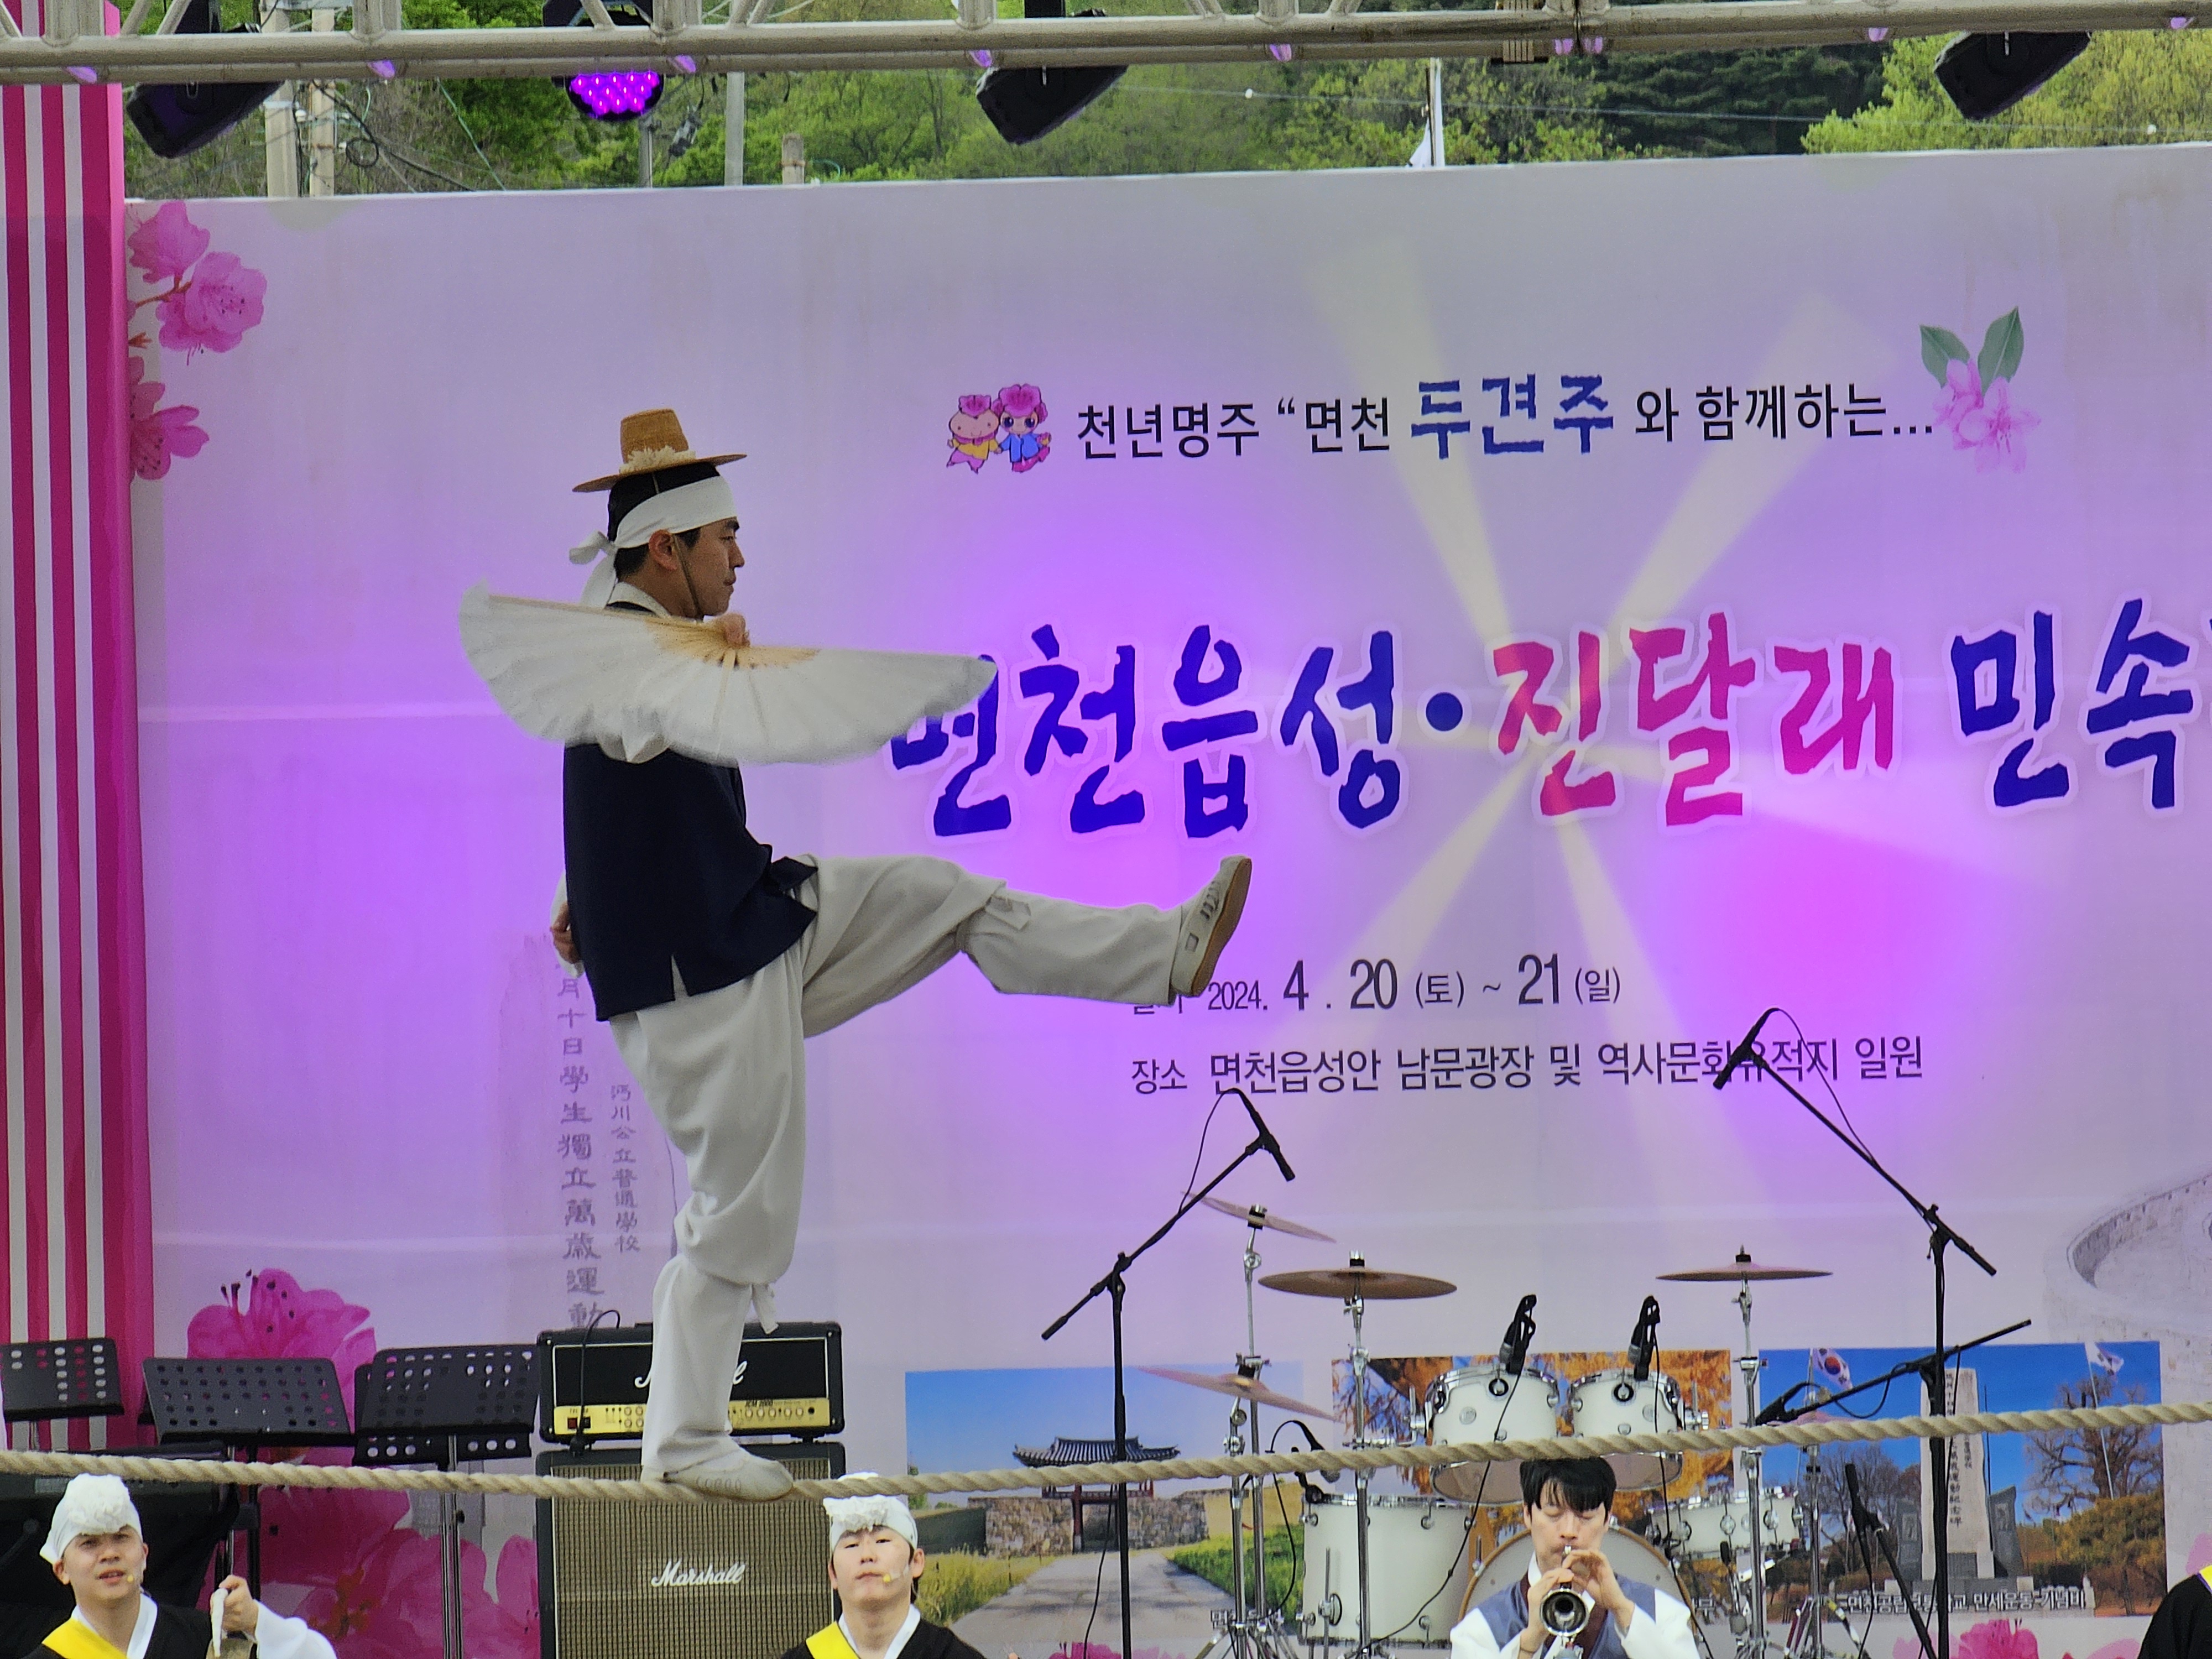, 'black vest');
29,1604,221,1659
561,737,815,1022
